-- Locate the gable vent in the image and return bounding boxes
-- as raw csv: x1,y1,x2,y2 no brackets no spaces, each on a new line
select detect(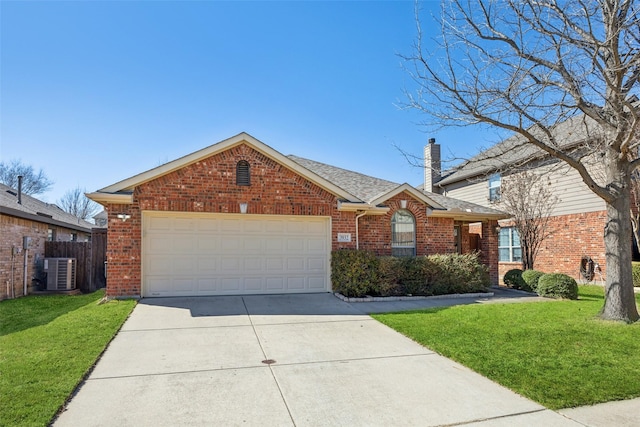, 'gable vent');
236,160,251,186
